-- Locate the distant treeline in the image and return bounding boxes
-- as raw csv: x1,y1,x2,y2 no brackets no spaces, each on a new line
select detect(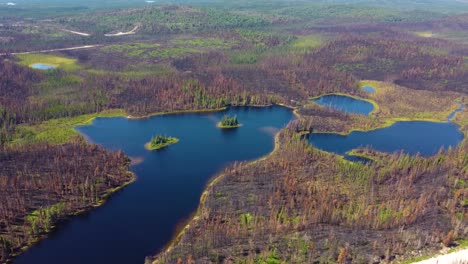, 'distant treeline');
3,28,468,145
